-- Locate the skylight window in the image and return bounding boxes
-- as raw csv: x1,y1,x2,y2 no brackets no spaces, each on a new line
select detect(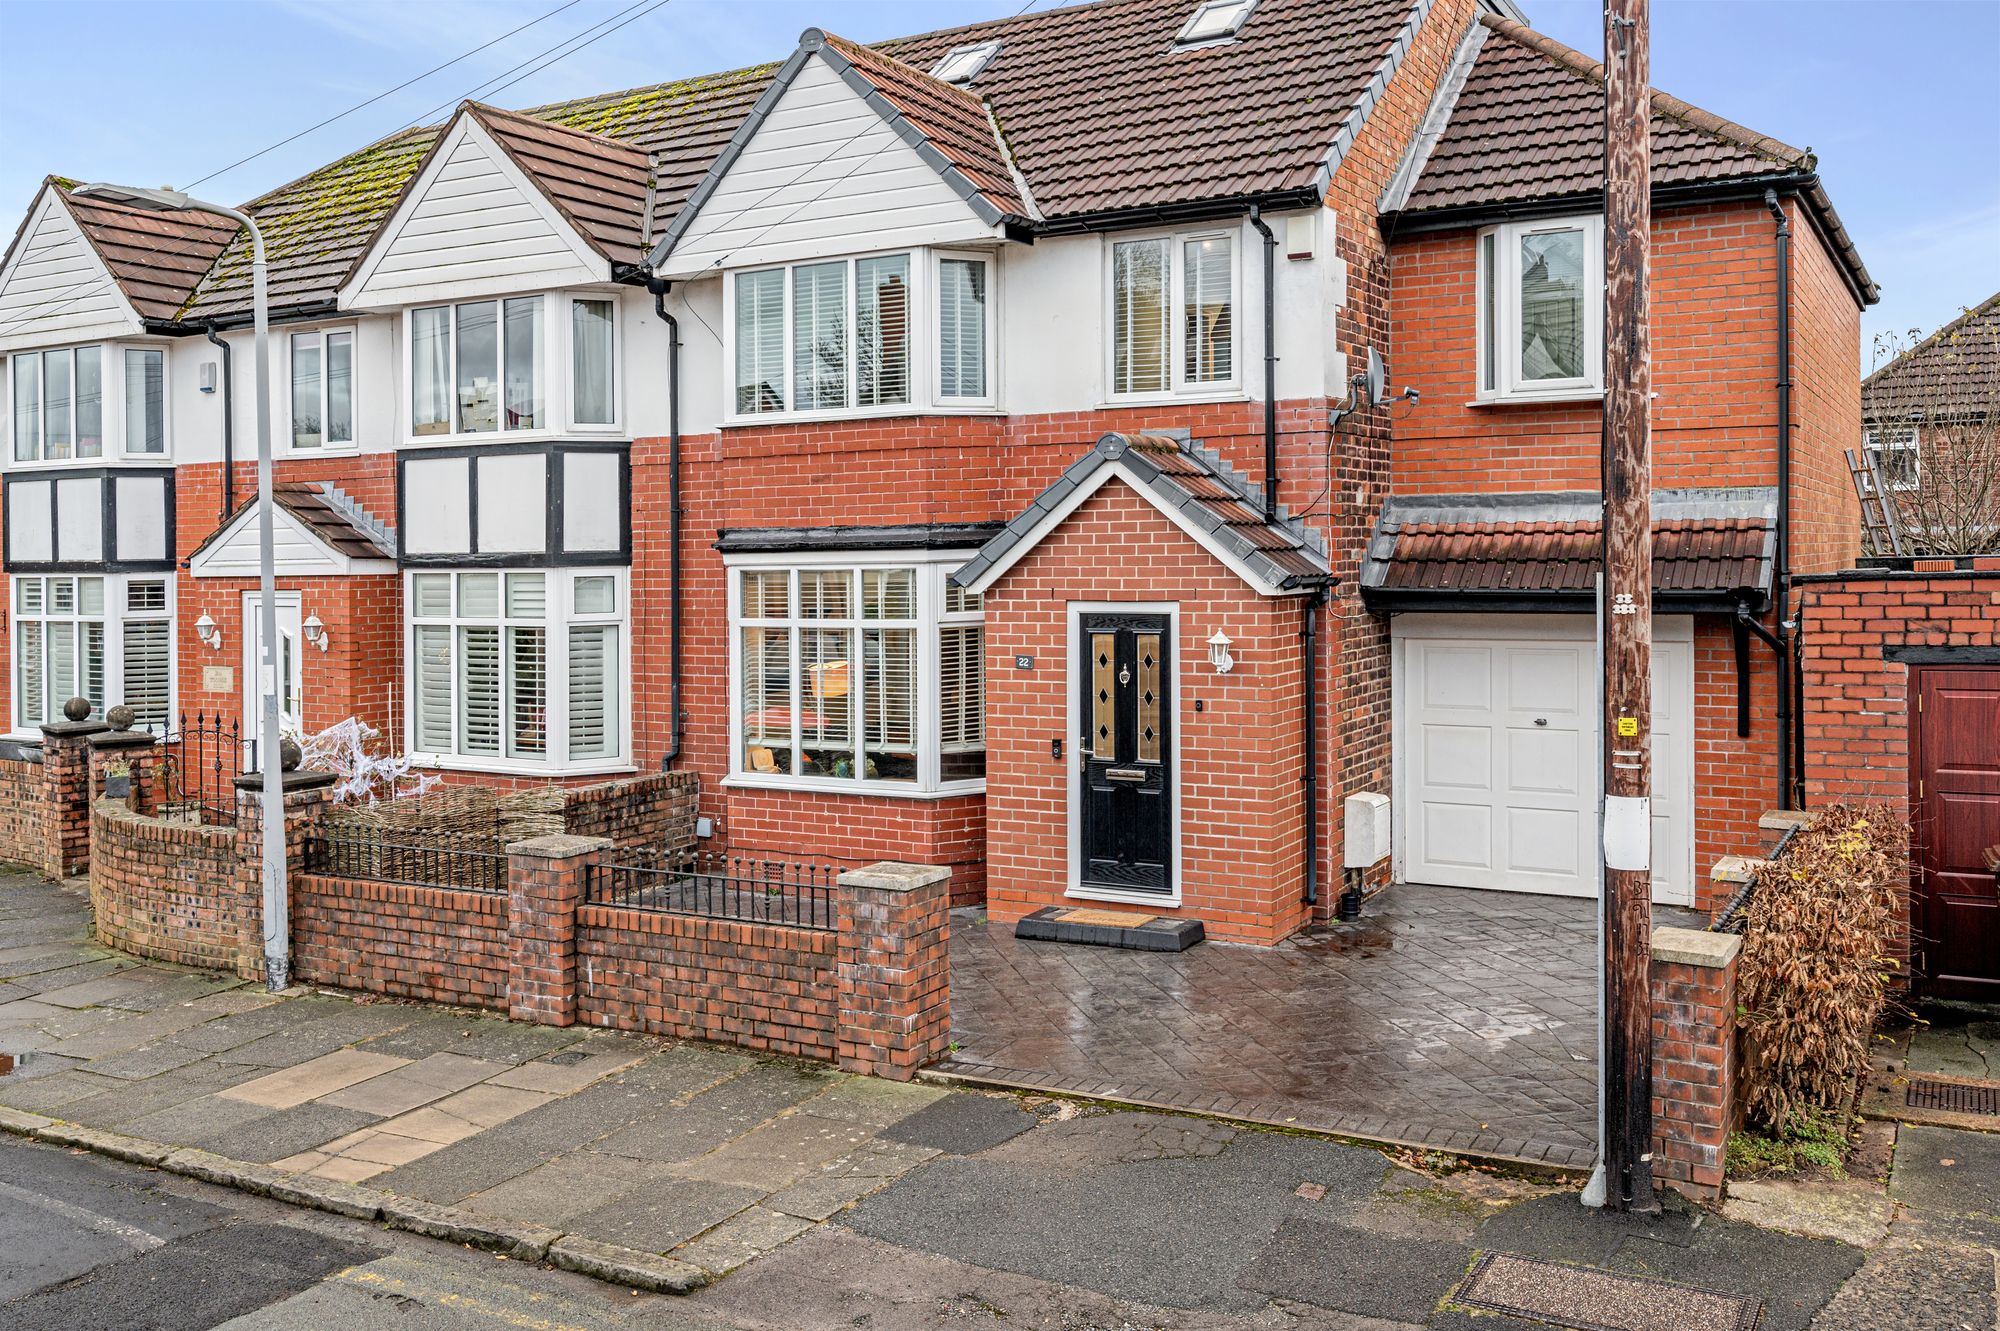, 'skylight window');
930,41,1000,85
1175,0,1257,46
